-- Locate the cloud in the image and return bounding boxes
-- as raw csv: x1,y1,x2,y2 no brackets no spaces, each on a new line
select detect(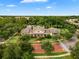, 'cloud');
46,6,52,9
6,4,17,7
21,0,48,3
46,2,56,9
